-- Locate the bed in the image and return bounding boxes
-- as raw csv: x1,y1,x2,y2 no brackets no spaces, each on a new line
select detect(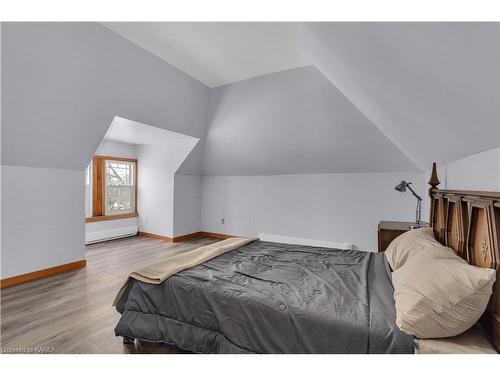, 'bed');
115,240,413,353
114,163,499,354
